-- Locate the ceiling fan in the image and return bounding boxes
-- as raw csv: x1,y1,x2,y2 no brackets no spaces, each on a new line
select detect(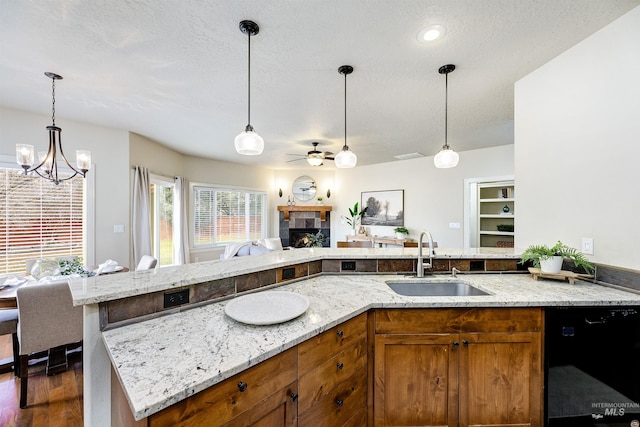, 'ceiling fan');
287,142,334,166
